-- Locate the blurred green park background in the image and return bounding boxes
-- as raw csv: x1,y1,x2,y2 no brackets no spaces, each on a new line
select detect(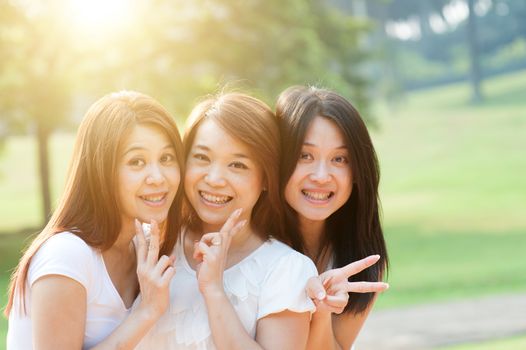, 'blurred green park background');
1,0,525,348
